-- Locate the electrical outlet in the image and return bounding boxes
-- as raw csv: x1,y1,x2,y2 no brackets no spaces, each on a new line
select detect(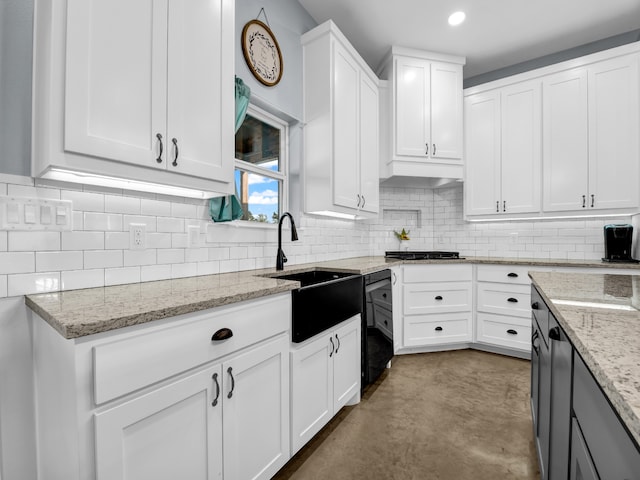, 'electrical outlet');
130,223,146,250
